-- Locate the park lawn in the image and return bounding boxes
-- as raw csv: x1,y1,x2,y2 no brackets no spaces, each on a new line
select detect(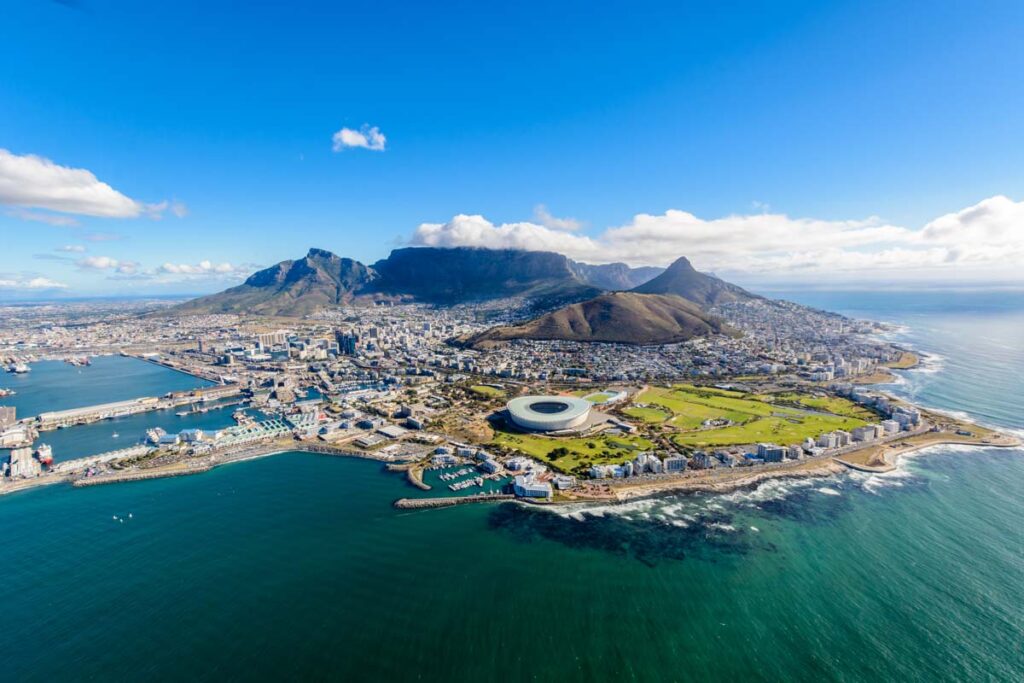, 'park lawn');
671,413,868,449
669,387,787,418
633,386,761,428
491,428,653,474
622,405,672,423
469,385,505,398
774,393,876,419
584,392,616,403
